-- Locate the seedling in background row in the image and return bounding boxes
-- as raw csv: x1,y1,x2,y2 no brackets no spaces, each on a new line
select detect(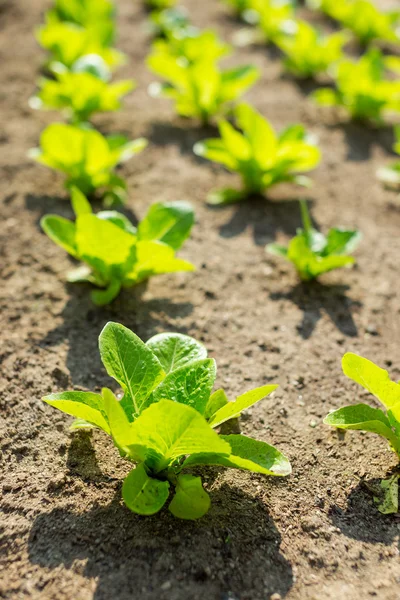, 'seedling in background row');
325,353,400,514
307,0,400,46
29,123,147,205
146,0,177,10
147,33,259,124
267,200,360,281
276,20,349,79
30,72,134,123
194,103,320,205
248,0,296,45
313,49,400,125
47,0,116,46
148,7,194,40
377,125,400,189
43,322,291,519
41,189,195,305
